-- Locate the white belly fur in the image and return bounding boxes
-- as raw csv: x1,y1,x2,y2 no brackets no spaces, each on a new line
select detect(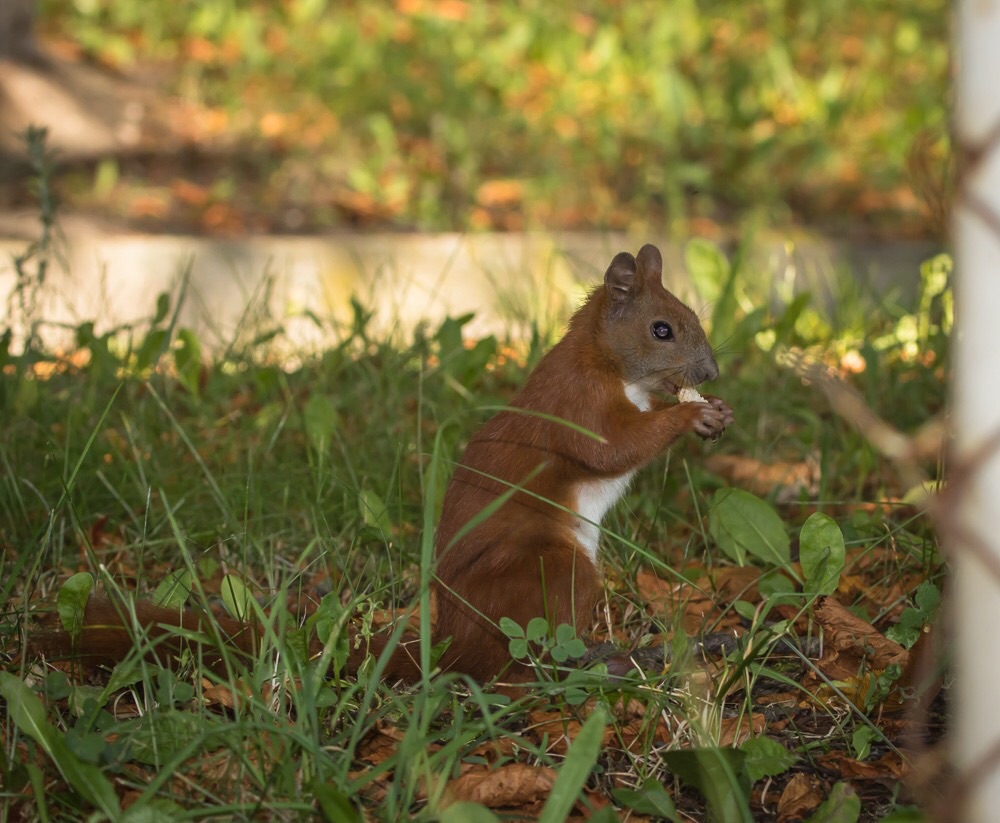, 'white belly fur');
573,472,636,562
624,381,652,412
572,380,651,561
